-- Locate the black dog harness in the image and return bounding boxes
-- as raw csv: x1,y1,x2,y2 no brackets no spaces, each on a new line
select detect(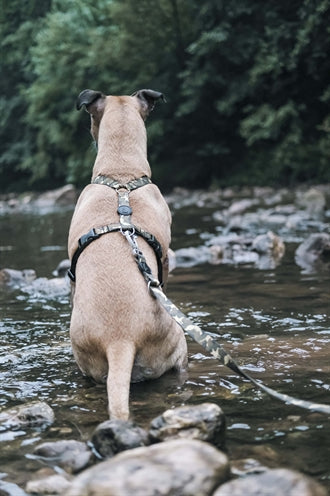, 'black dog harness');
68,175,164,284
